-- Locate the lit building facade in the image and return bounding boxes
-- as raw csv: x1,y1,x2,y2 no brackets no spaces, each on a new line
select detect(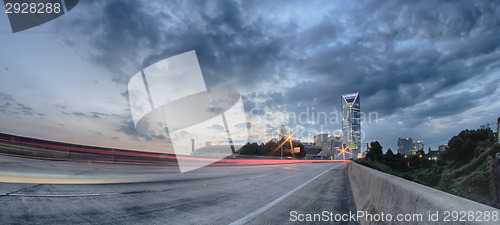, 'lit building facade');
415,140,424,152
438,144,448,152
398,137,415,155
313,134,342,159
341,93,361,158
314,134,331,151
